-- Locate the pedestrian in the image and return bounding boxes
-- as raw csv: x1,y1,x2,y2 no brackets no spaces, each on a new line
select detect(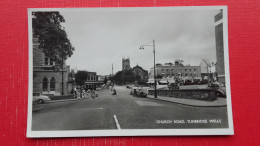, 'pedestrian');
133,89,137,97
91,90,96,99
112,89,117,97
